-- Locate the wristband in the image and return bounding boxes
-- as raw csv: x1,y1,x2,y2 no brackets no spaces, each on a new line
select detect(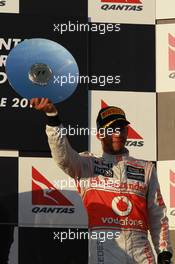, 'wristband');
46,114,61,127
